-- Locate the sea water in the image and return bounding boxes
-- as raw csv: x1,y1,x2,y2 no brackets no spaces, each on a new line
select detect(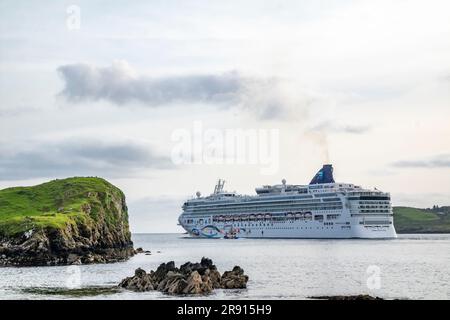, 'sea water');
0,233,449,299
